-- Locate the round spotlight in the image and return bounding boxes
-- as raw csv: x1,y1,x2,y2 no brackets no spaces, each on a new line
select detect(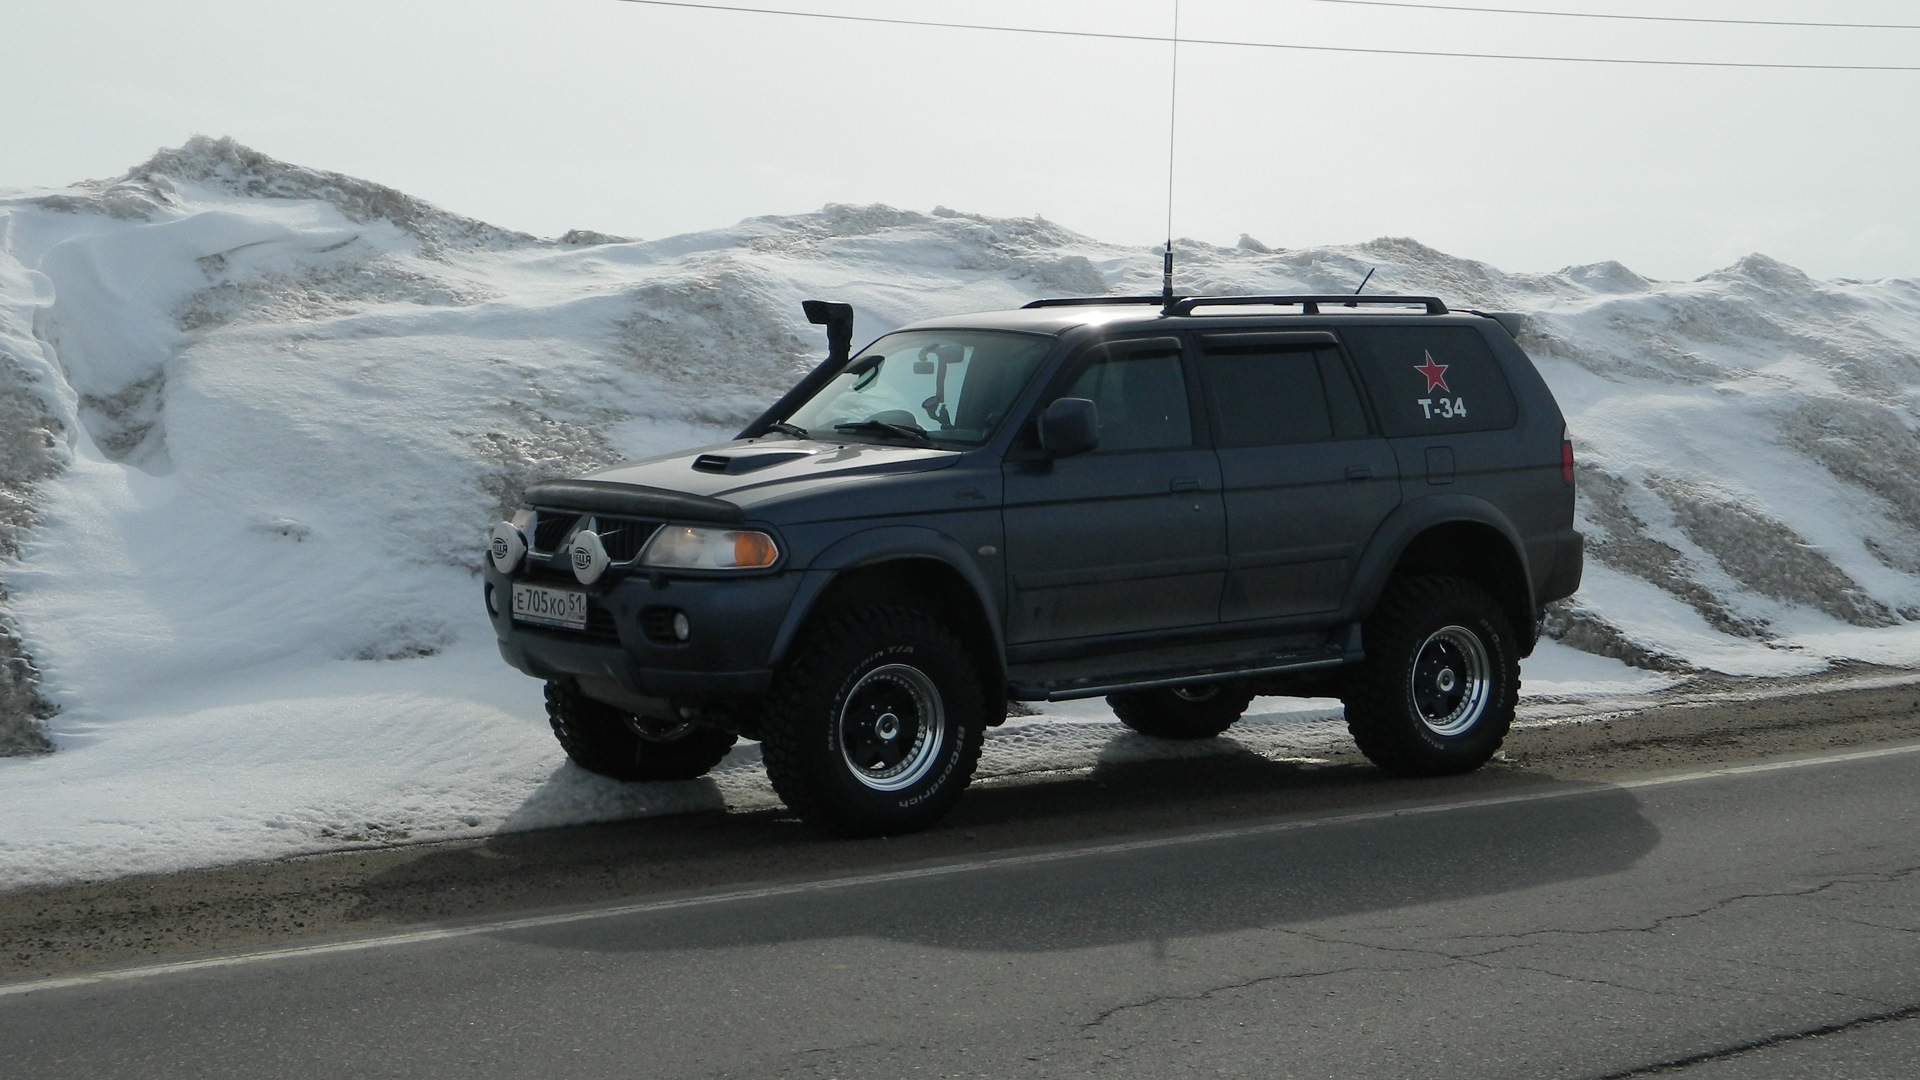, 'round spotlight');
569,530,610,585
671,611,691,642
488,521,527,573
